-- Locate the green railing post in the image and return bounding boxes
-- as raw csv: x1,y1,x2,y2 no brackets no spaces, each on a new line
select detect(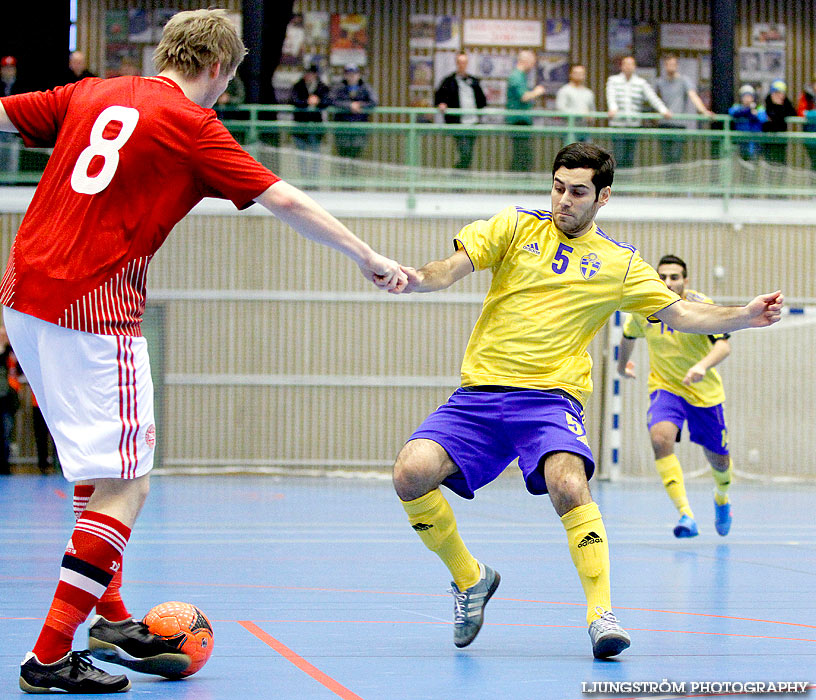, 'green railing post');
566,114,577,145
406,111,418,211
719,117,734,215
